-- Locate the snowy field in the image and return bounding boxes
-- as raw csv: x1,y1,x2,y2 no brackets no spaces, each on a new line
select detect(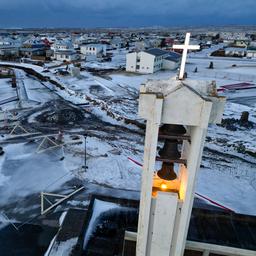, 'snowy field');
0,44,256,232
0,78,16,101
0,78,17,111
